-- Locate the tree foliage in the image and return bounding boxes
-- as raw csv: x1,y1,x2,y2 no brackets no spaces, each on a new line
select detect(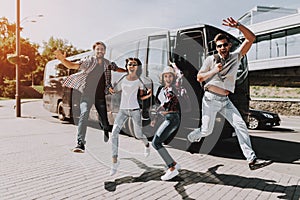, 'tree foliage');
36,36,87,85
41,36,86,61
0,17,40,84
0,17,87,97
